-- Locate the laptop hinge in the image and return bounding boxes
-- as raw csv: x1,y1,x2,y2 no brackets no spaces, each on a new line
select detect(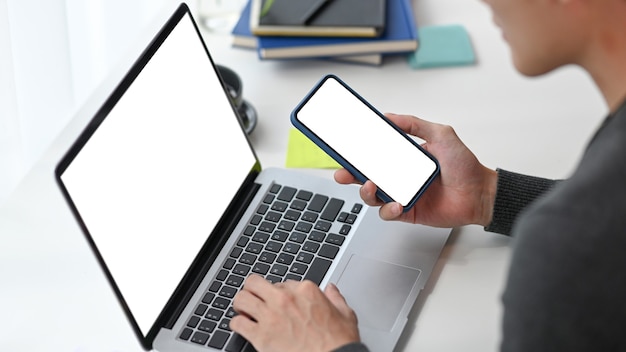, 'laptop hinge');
148,164,261,340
